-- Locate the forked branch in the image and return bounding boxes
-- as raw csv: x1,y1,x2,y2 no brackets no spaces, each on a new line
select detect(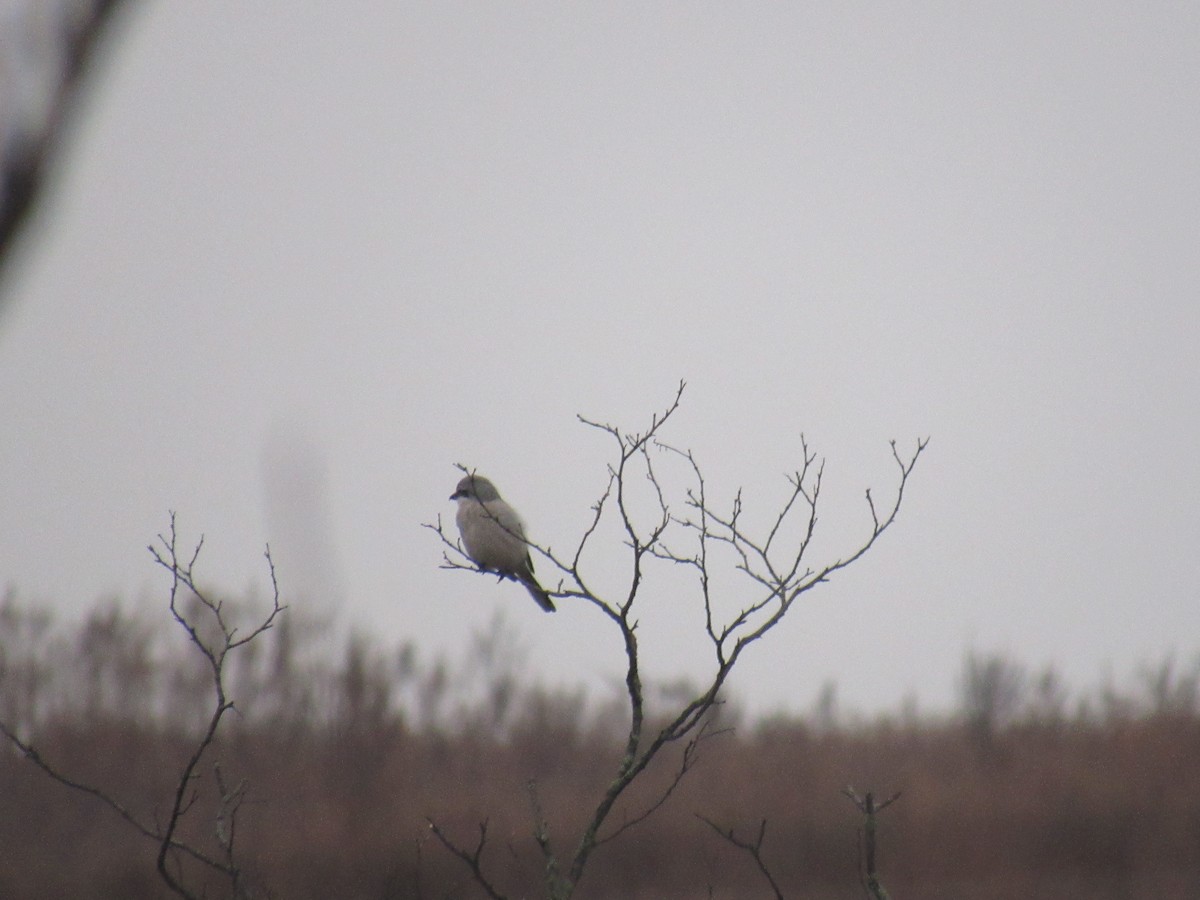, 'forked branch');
697,815,785,900
425,819,510,900
843,787,901,900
